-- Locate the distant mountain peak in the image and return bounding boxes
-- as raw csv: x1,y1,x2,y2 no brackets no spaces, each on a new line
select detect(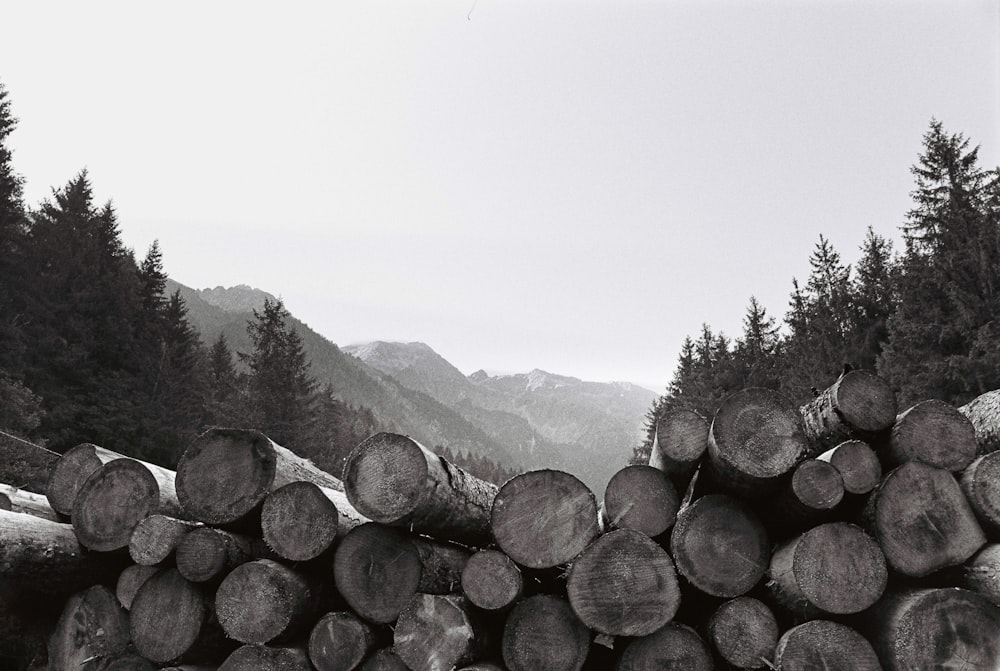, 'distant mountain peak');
195,284,277,313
